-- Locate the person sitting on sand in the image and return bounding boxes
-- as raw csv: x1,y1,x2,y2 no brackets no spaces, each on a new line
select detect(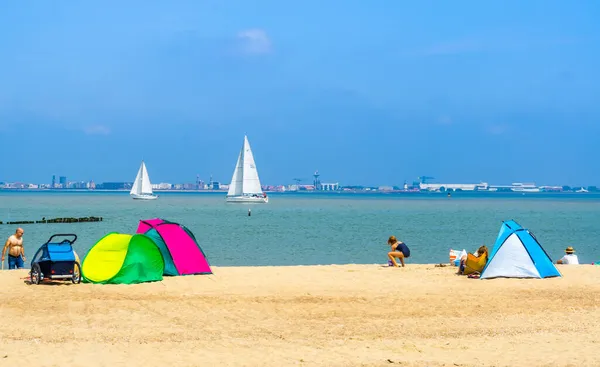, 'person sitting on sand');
556,246,579,265
387,235,410,267
2,227,26,269
457,245,488,275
